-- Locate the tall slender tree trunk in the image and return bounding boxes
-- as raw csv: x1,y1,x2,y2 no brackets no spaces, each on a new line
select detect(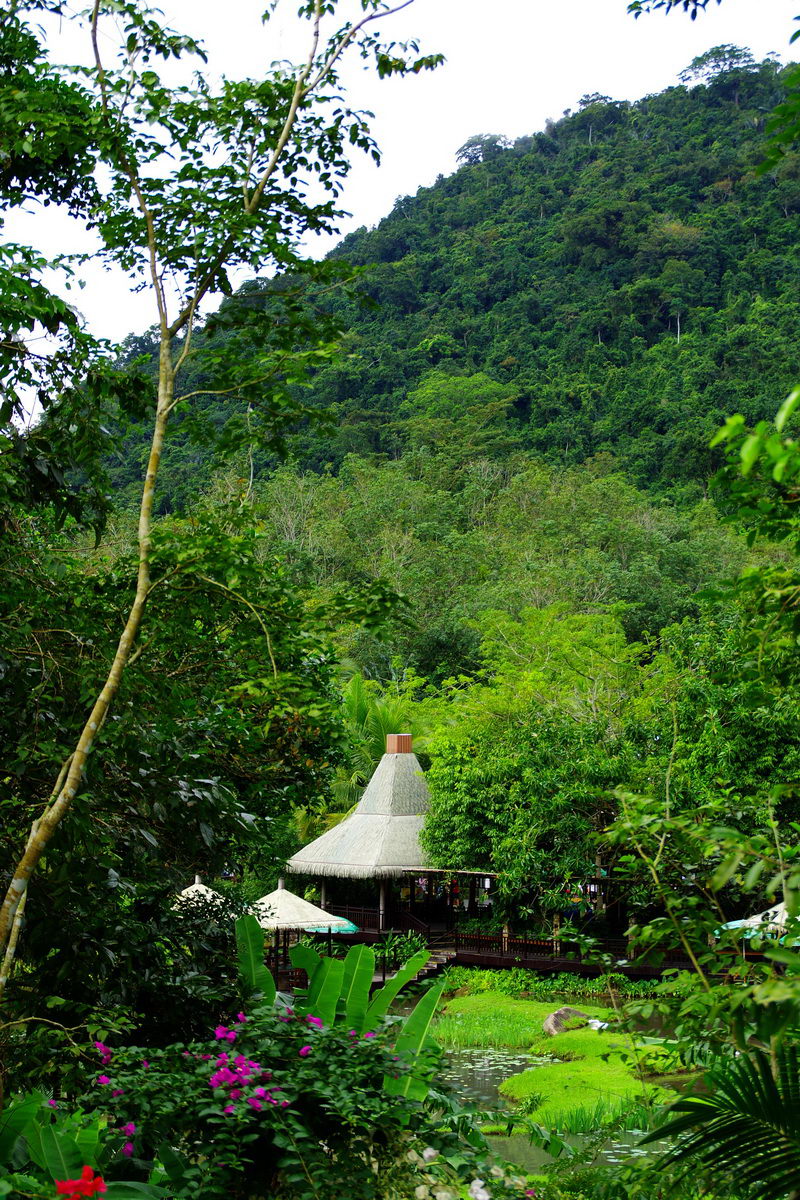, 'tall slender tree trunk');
0,338,175,997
